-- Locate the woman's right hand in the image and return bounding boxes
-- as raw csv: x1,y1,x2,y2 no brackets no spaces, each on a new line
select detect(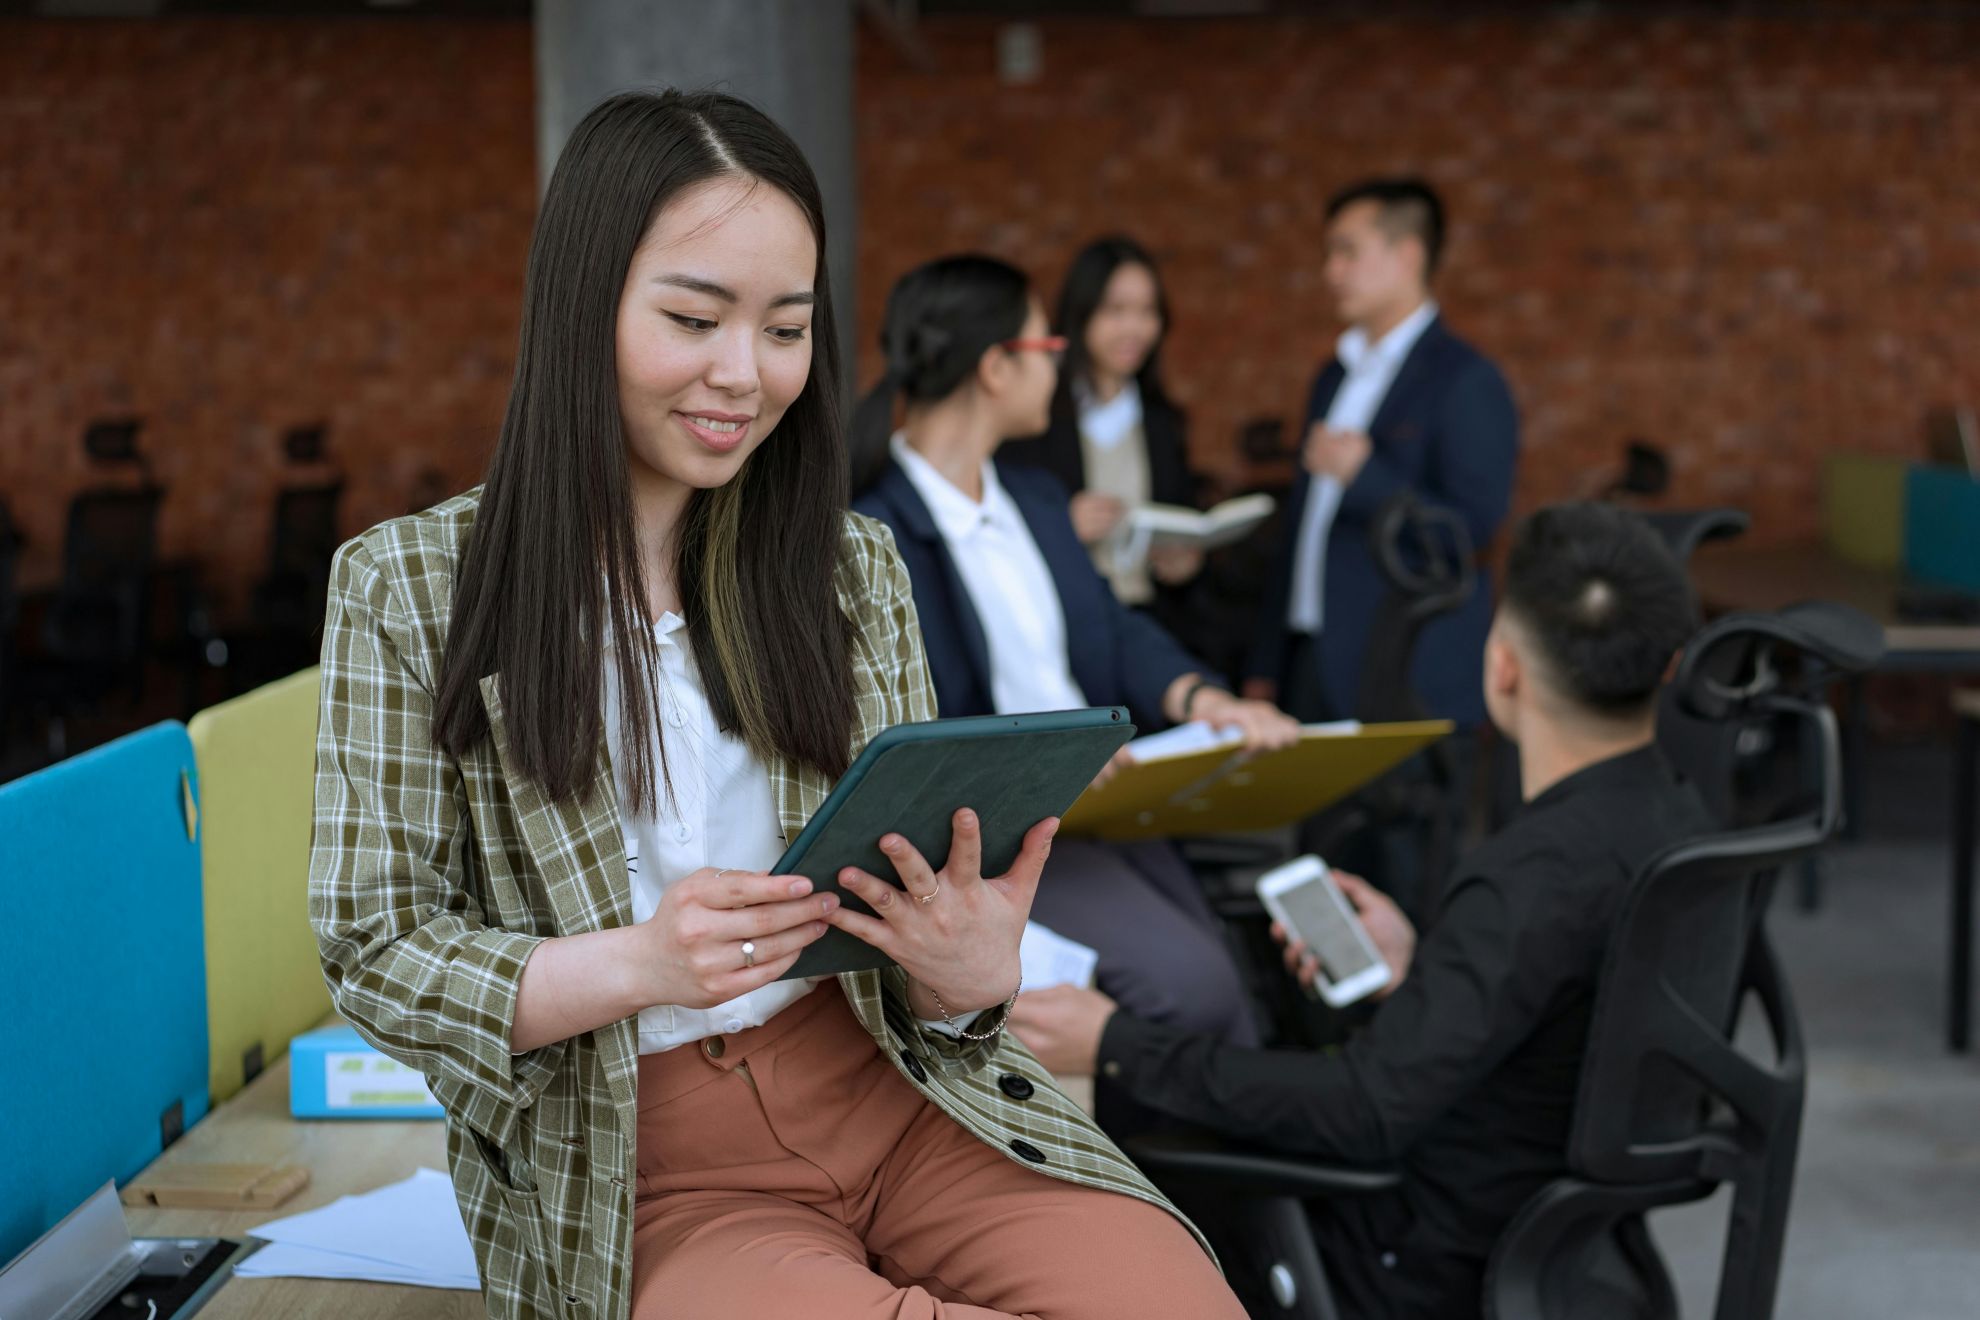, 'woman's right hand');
1069,491,1127,545
635,868,839,1010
